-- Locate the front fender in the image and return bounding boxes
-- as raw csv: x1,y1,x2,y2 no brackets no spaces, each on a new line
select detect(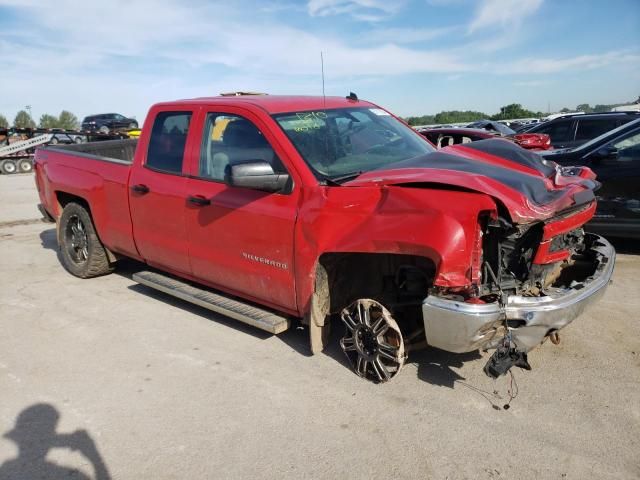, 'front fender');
294,185,497,315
